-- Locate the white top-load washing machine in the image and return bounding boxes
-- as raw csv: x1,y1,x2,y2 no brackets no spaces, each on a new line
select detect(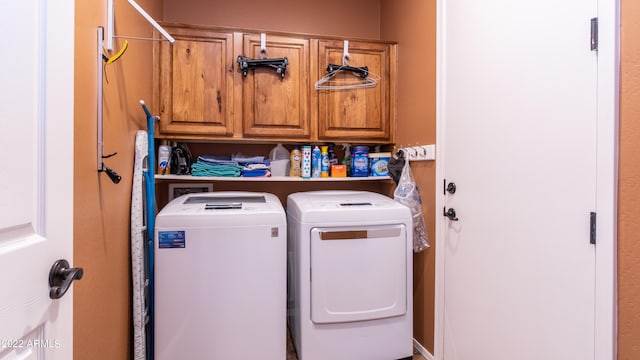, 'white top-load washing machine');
154,192,286,360
287,191,413,360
